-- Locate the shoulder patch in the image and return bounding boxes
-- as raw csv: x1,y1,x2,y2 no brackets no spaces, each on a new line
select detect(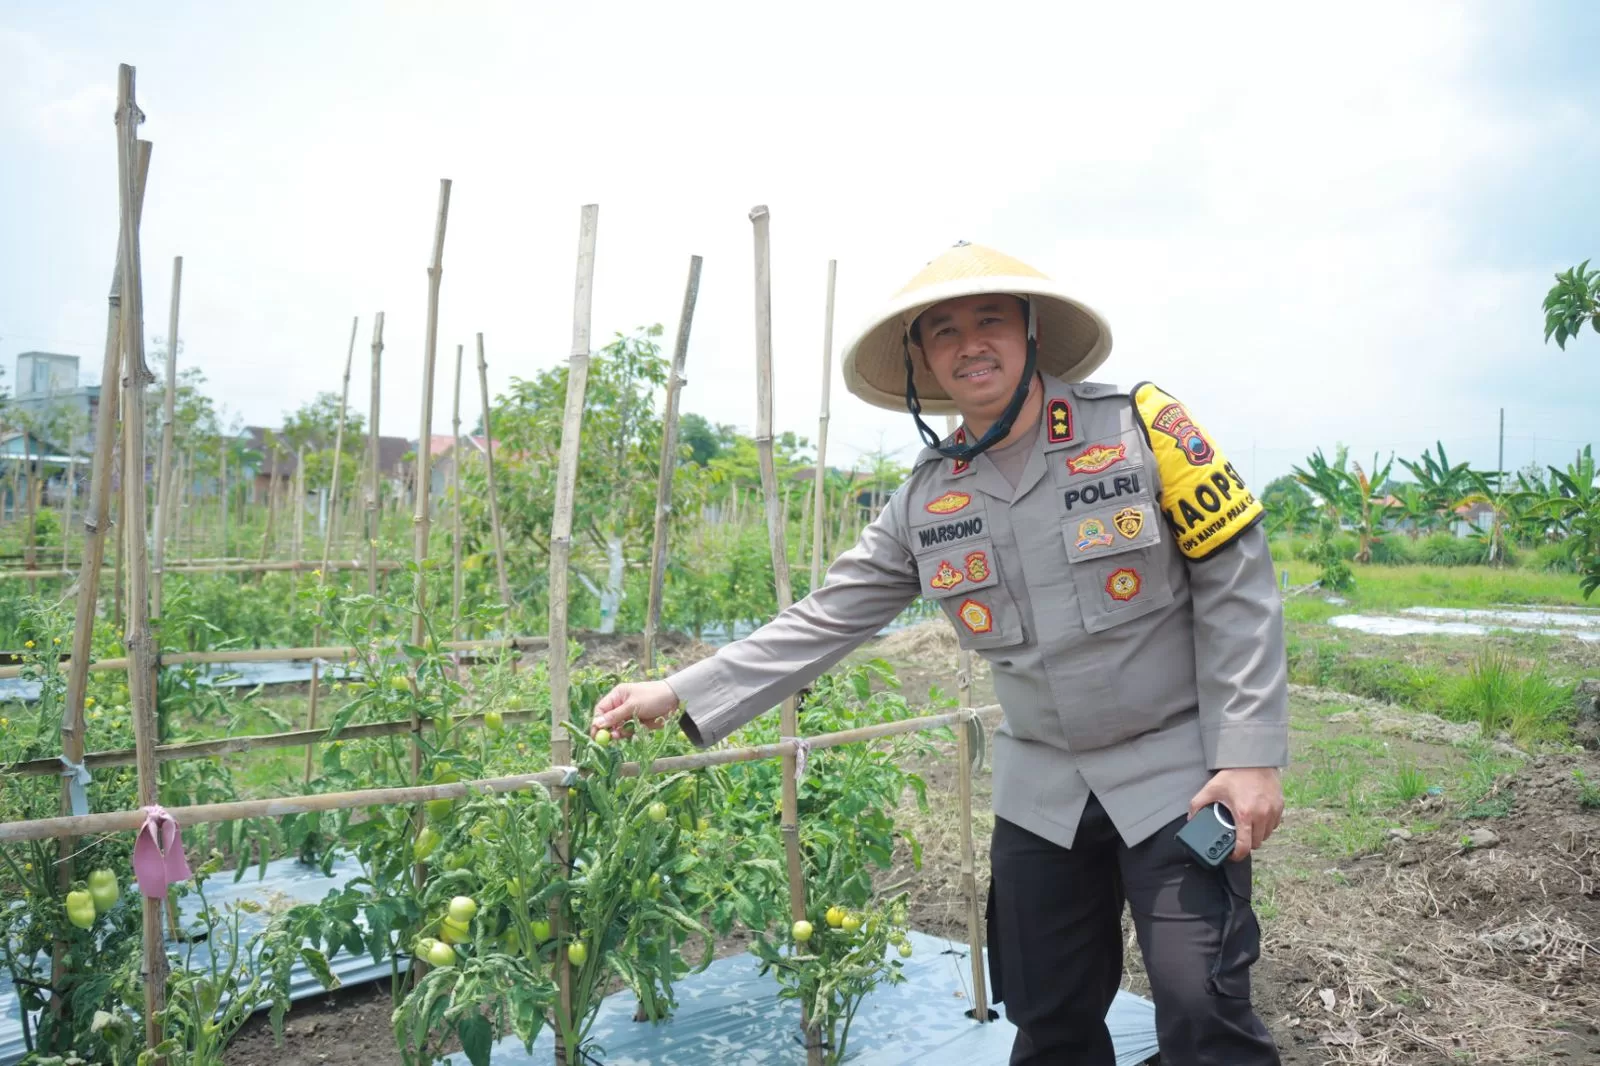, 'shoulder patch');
1132,382,1263,561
